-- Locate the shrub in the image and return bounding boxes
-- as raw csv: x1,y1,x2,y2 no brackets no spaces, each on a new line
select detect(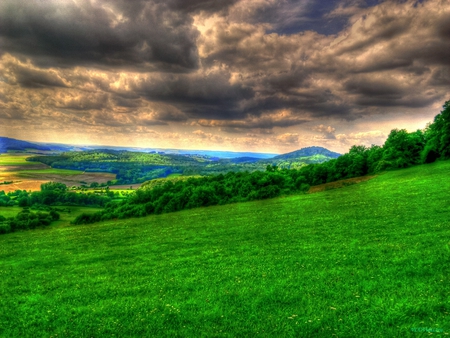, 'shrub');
0,222,11,234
